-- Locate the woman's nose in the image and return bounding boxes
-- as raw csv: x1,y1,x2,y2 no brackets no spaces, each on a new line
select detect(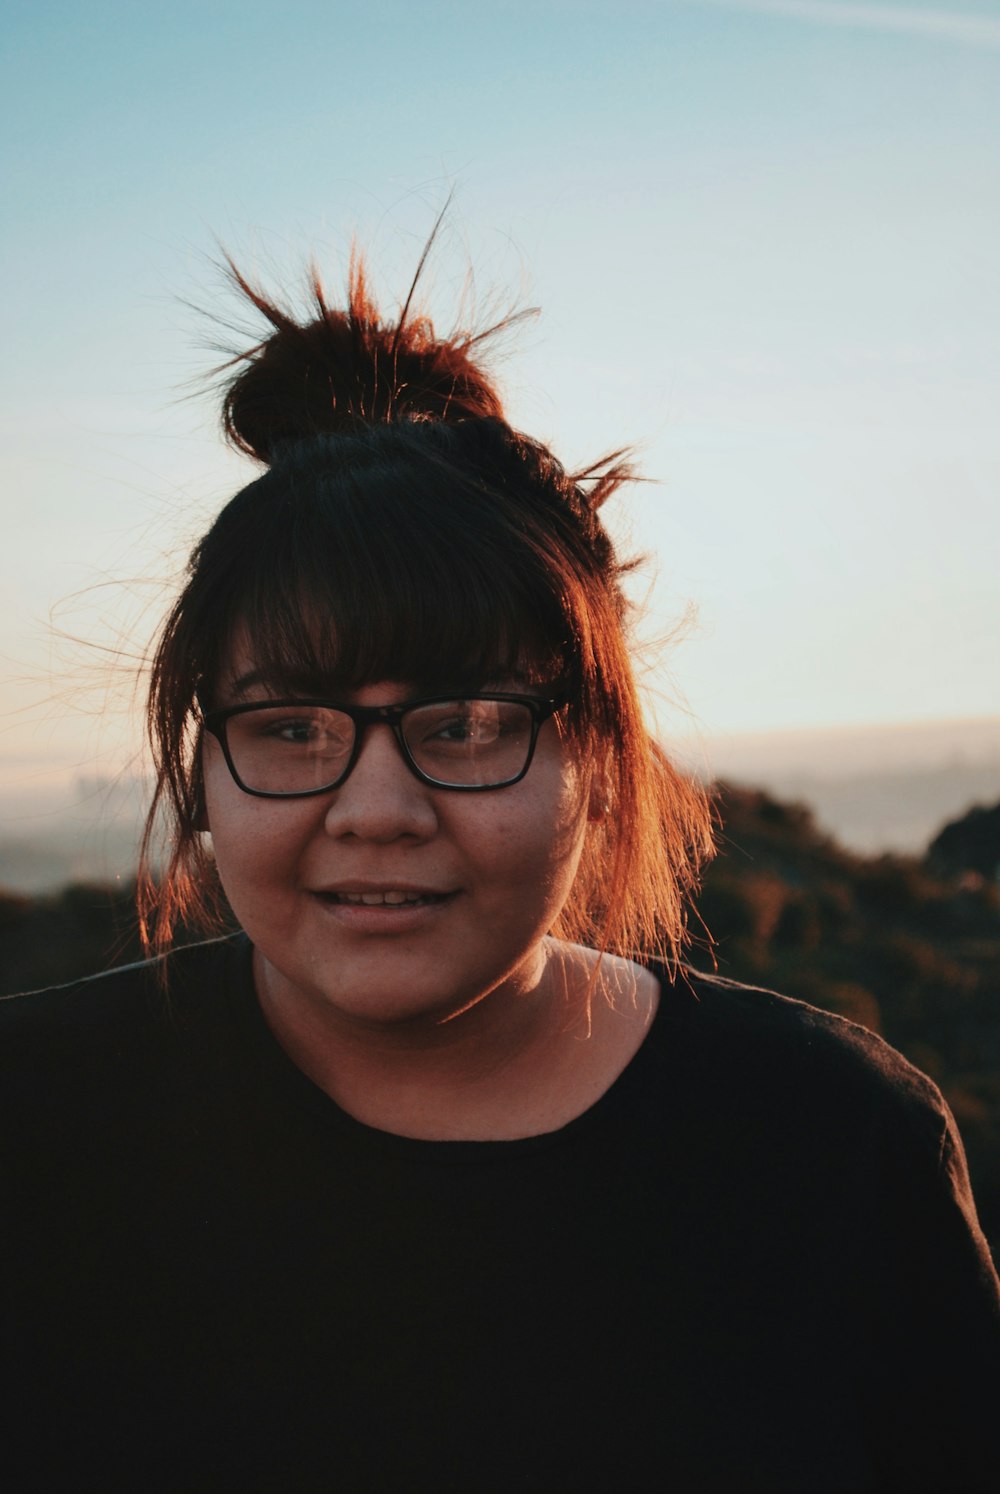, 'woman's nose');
321,722,438,842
